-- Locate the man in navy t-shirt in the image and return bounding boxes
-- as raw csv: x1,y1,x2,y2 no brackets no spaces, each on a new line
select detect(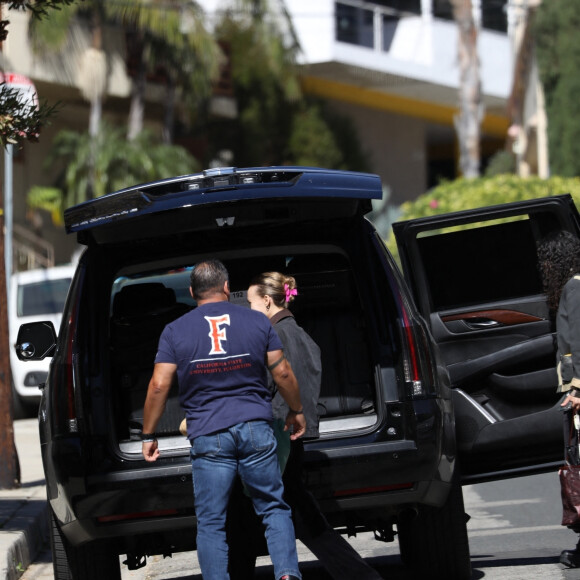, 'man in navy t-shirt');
142,259,305,580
